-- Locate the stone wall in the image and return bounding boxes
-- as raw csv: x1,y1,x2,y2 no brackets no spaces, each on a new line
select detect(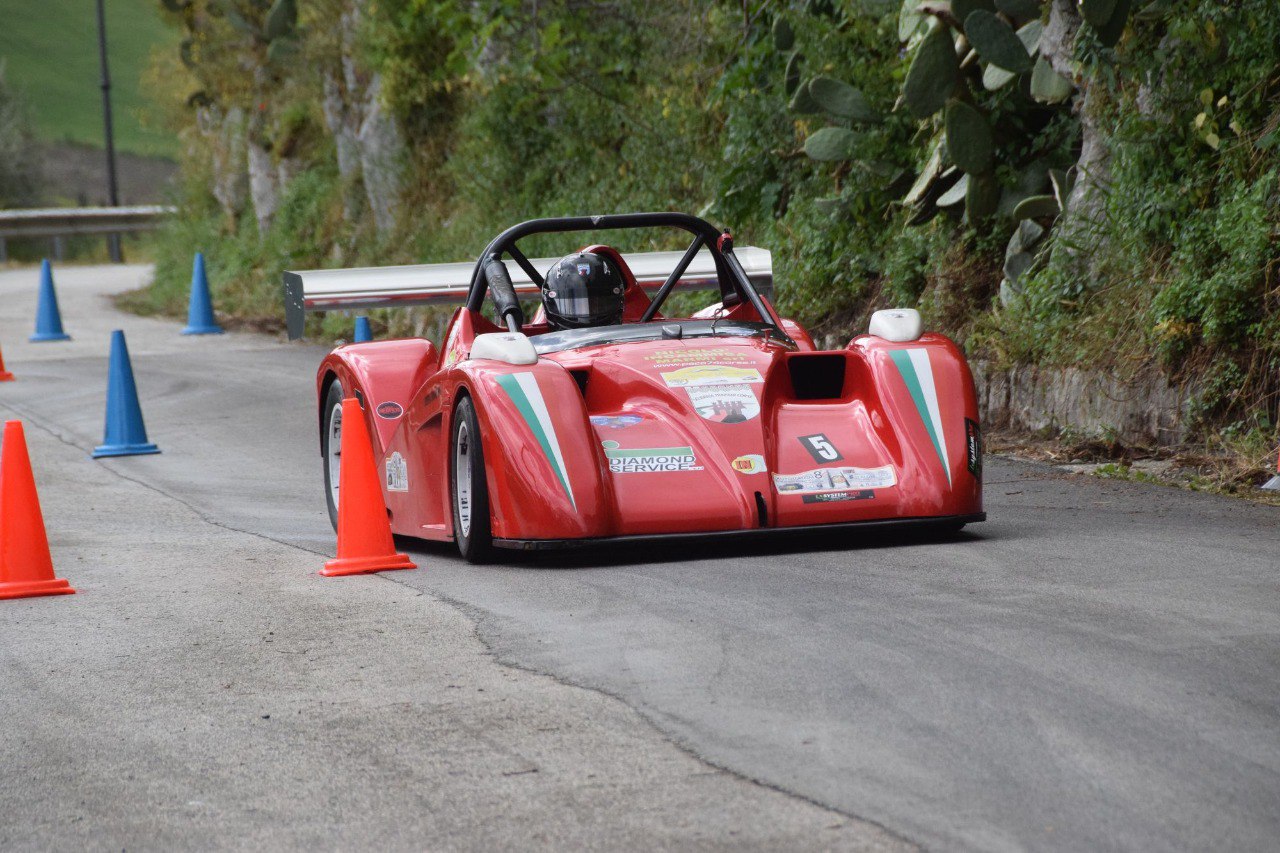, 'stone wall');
972,362,1199,447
